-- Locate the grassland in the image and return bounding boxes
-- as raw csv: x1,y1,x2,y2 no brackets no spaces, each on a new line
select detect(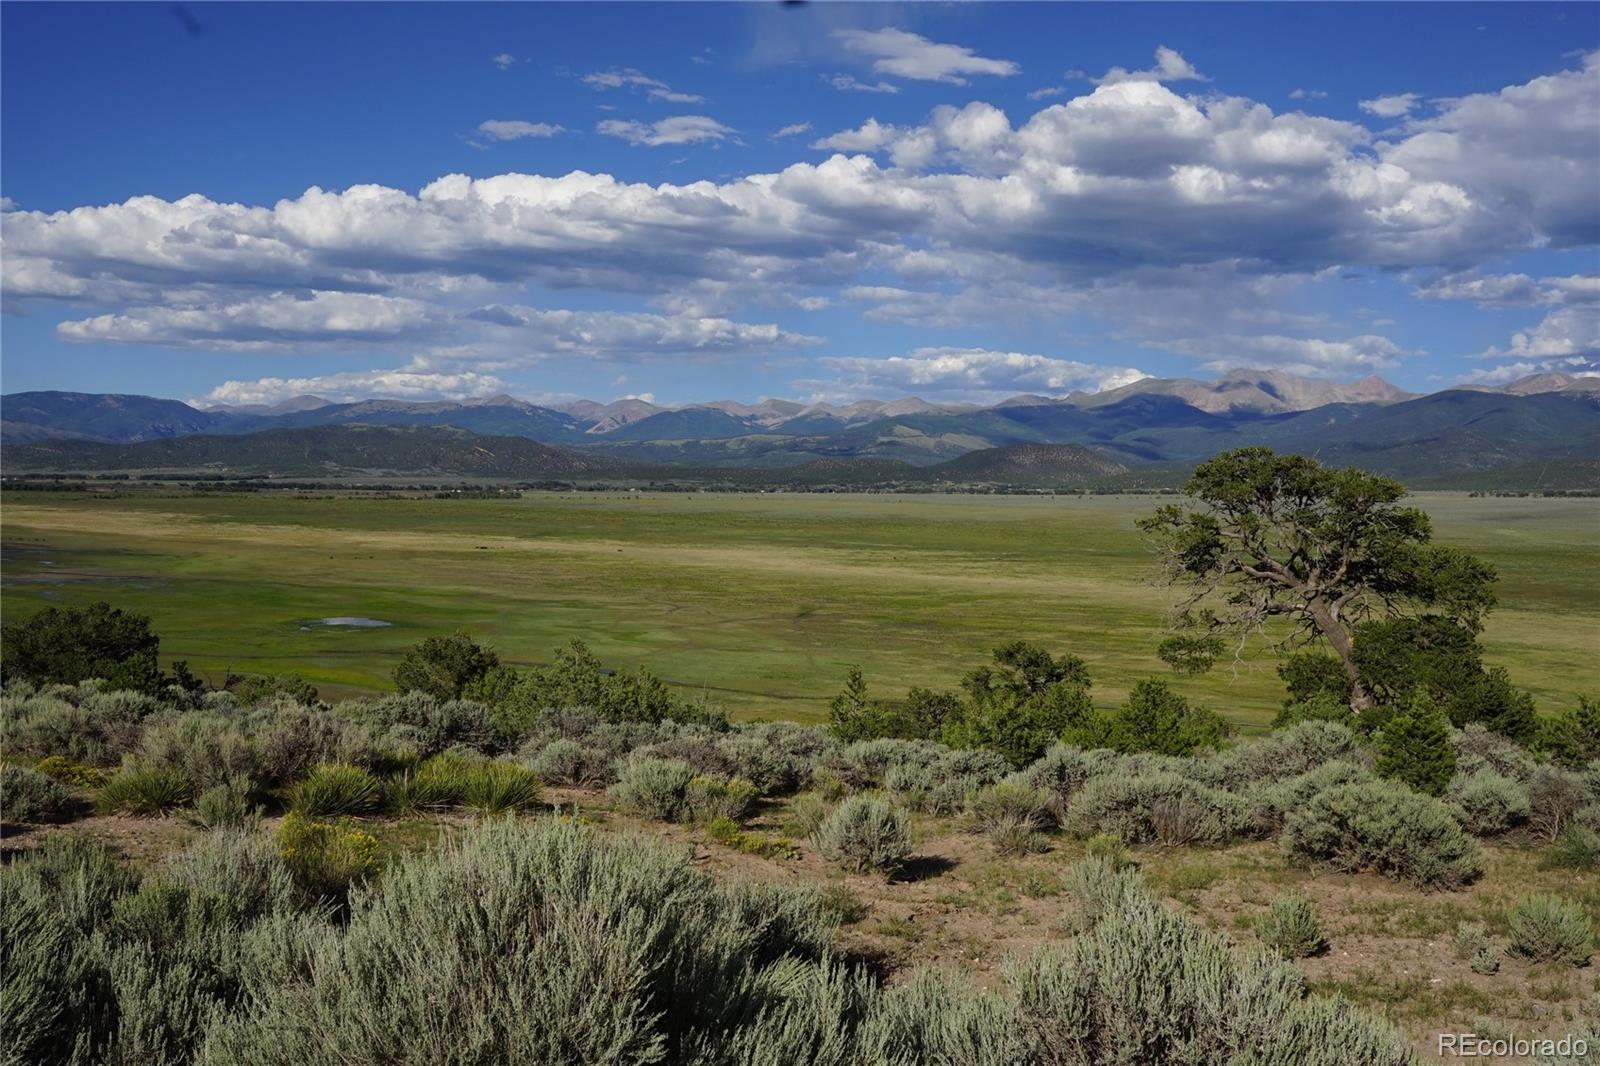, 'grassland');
2,488,1595,730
